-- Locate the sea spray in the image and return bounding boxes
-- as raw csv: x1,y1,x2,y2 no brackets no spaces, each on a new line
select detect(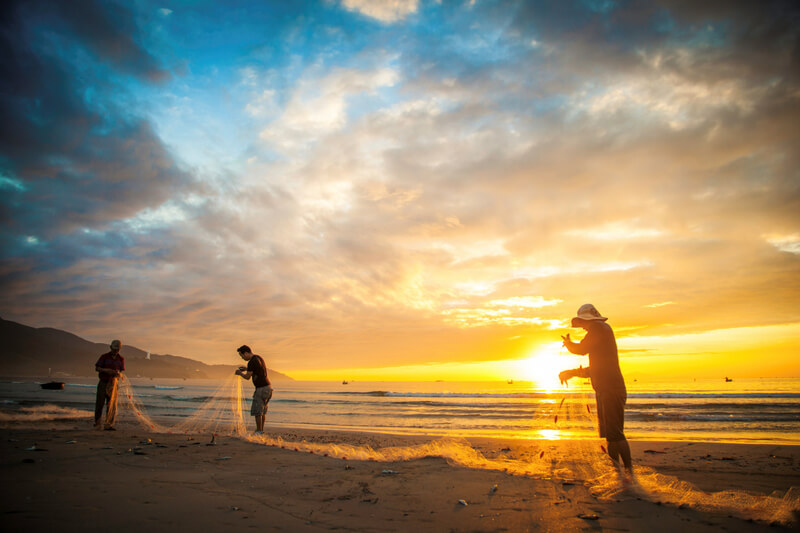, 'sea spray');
0,405,91,422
